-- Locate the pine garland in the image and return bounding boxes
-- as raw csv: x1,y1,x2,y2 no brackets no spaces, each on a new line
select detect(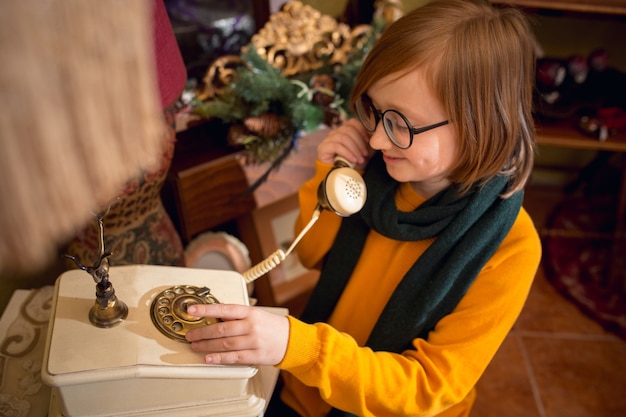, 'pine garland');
191,16,386,165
